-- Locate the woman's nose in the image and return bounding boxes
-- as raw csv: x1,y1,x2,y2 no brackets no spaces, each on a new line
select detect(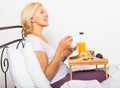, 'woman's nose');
45,11,48,17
